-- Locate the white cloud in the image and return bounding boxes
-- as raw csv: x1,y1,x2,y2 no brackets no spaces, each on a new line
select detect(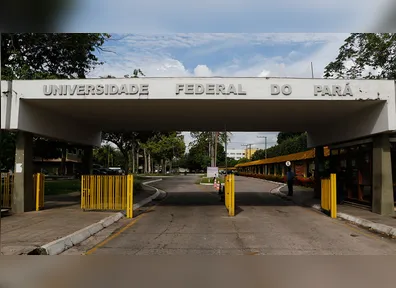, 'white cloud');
88,33,347,79
88,33,350,153
193,65,212,77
